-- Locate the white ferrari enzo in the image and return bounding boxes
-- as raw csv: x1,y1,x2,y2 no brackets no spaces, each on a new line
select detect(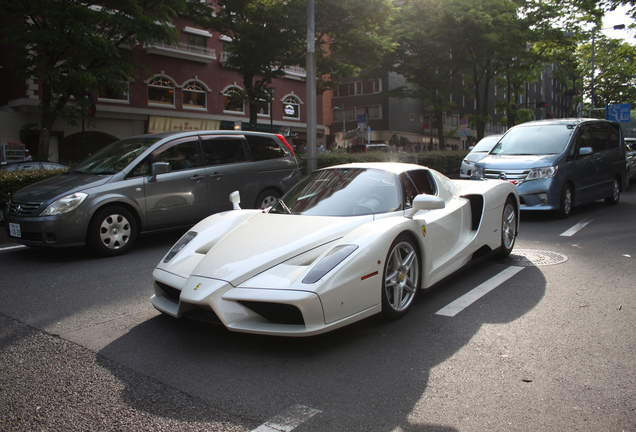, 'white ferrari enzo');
151,163,519,336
